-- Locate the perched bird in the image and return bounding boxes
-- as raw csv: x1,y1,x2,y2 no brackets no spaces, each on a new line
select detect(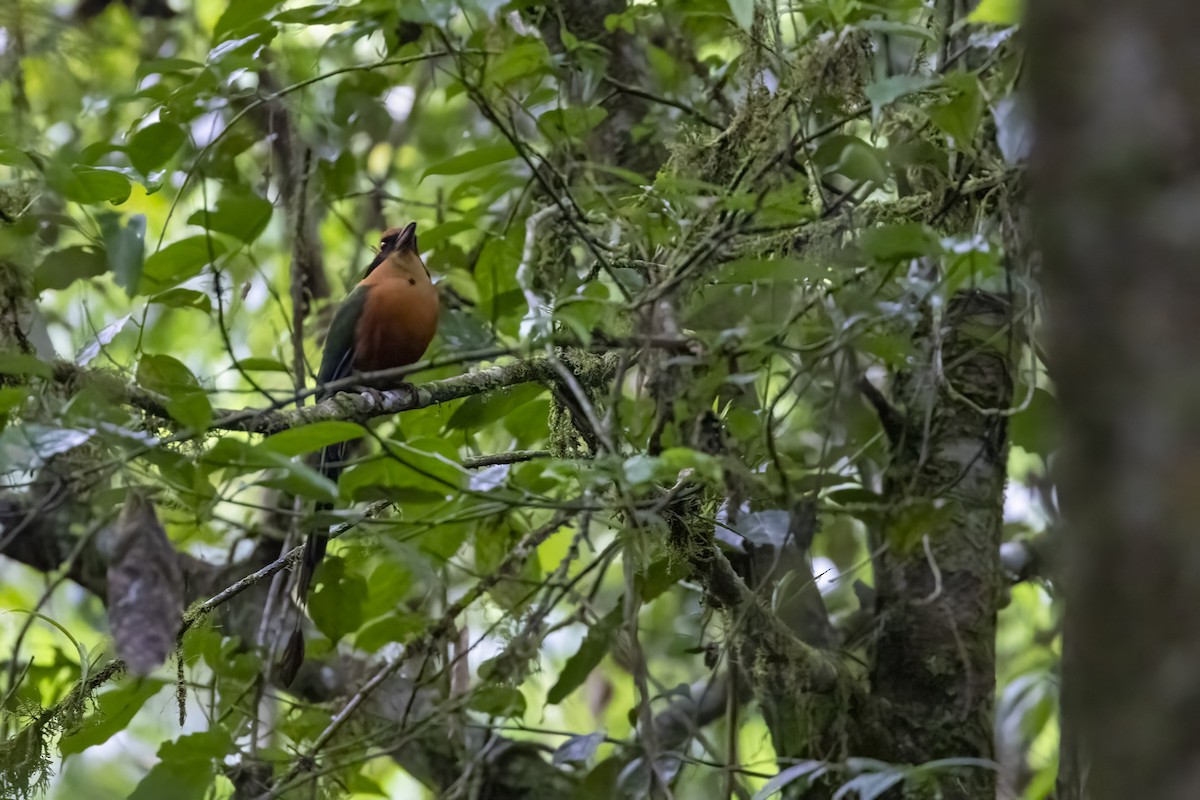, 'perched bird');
278,222,439,685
